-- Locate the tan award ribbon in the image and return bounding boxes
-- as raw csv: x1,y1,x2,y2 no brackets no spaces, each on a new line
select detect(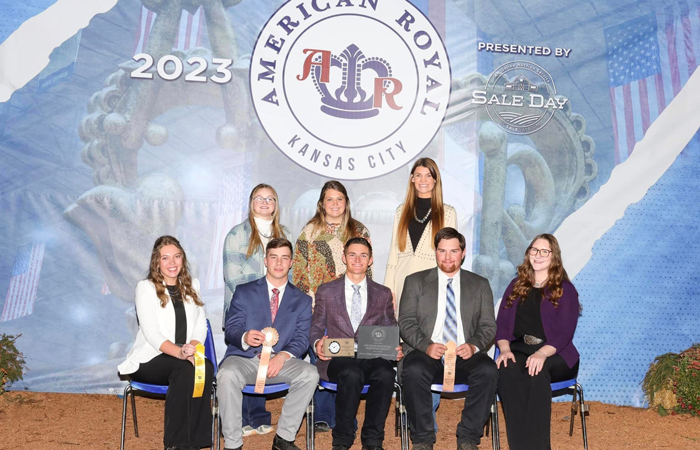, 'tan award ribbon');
192,343,206,398
443,340,457,392
254,327,280,394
